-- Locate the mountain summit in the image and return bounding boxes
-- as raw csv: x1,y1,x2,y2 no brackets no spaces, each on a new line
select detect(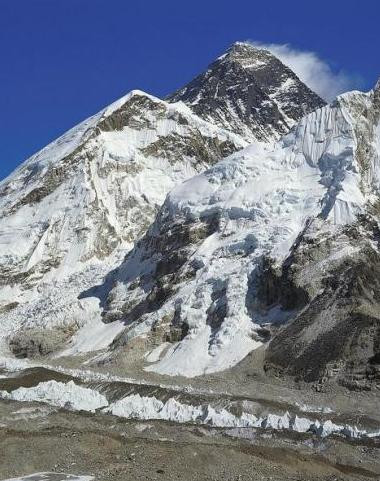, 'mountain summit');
168,42,326,142
0,44,325,360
